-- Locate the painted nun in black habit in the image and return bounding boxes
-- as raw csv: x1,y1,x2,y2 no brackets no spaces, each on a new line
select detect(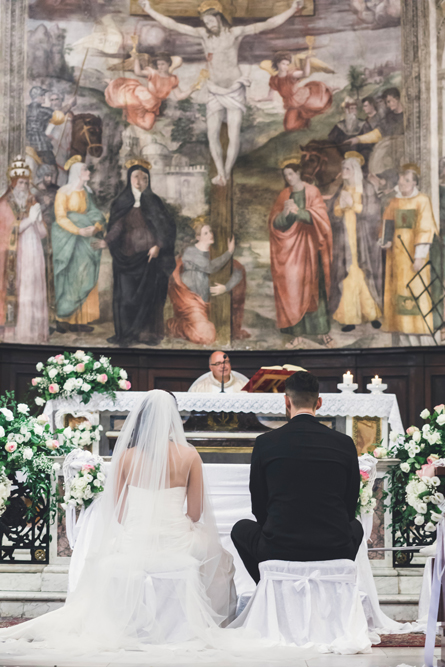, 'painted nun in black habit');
99,159,176,345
